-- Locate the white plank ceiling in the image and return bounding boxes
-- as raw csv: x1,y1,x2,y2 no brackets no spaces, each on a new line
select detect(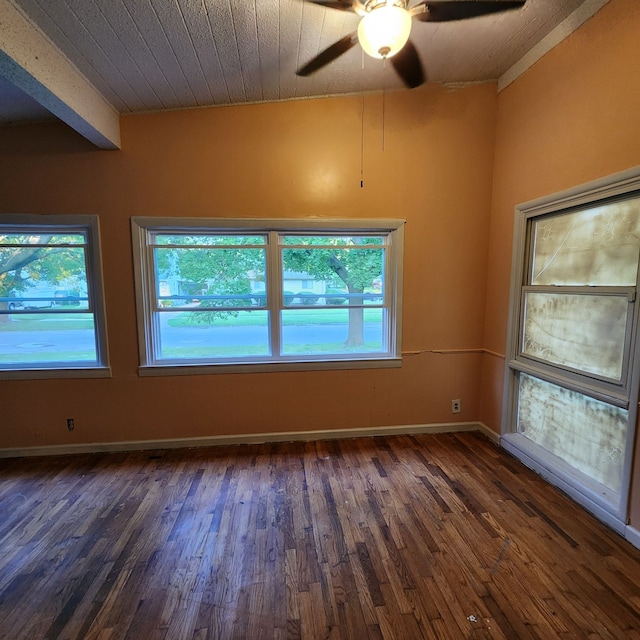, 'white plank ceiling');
0,0,609,146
